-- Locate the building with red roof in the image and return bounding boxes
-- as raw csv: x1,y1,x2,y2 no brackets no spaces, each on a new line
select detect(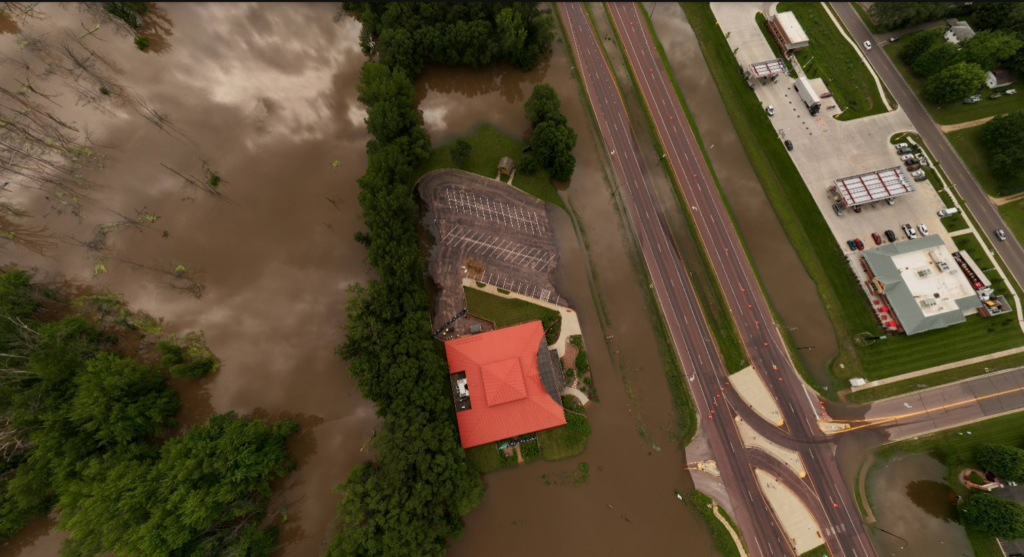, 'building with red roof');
445,320,566,448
